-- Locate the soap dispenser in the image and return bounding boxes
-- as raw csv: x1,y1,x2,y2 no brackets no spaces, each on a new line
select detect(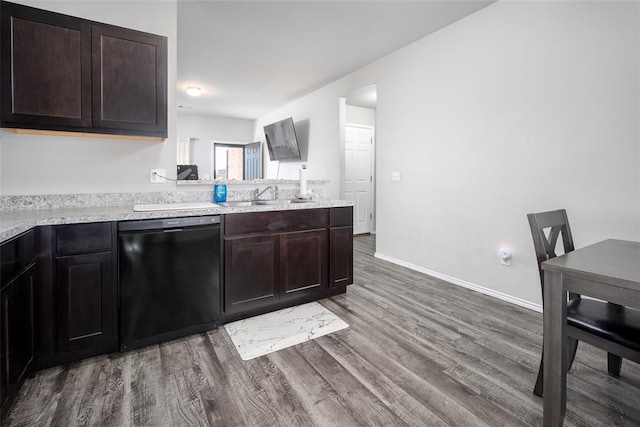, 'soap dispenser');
213,182,227,203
